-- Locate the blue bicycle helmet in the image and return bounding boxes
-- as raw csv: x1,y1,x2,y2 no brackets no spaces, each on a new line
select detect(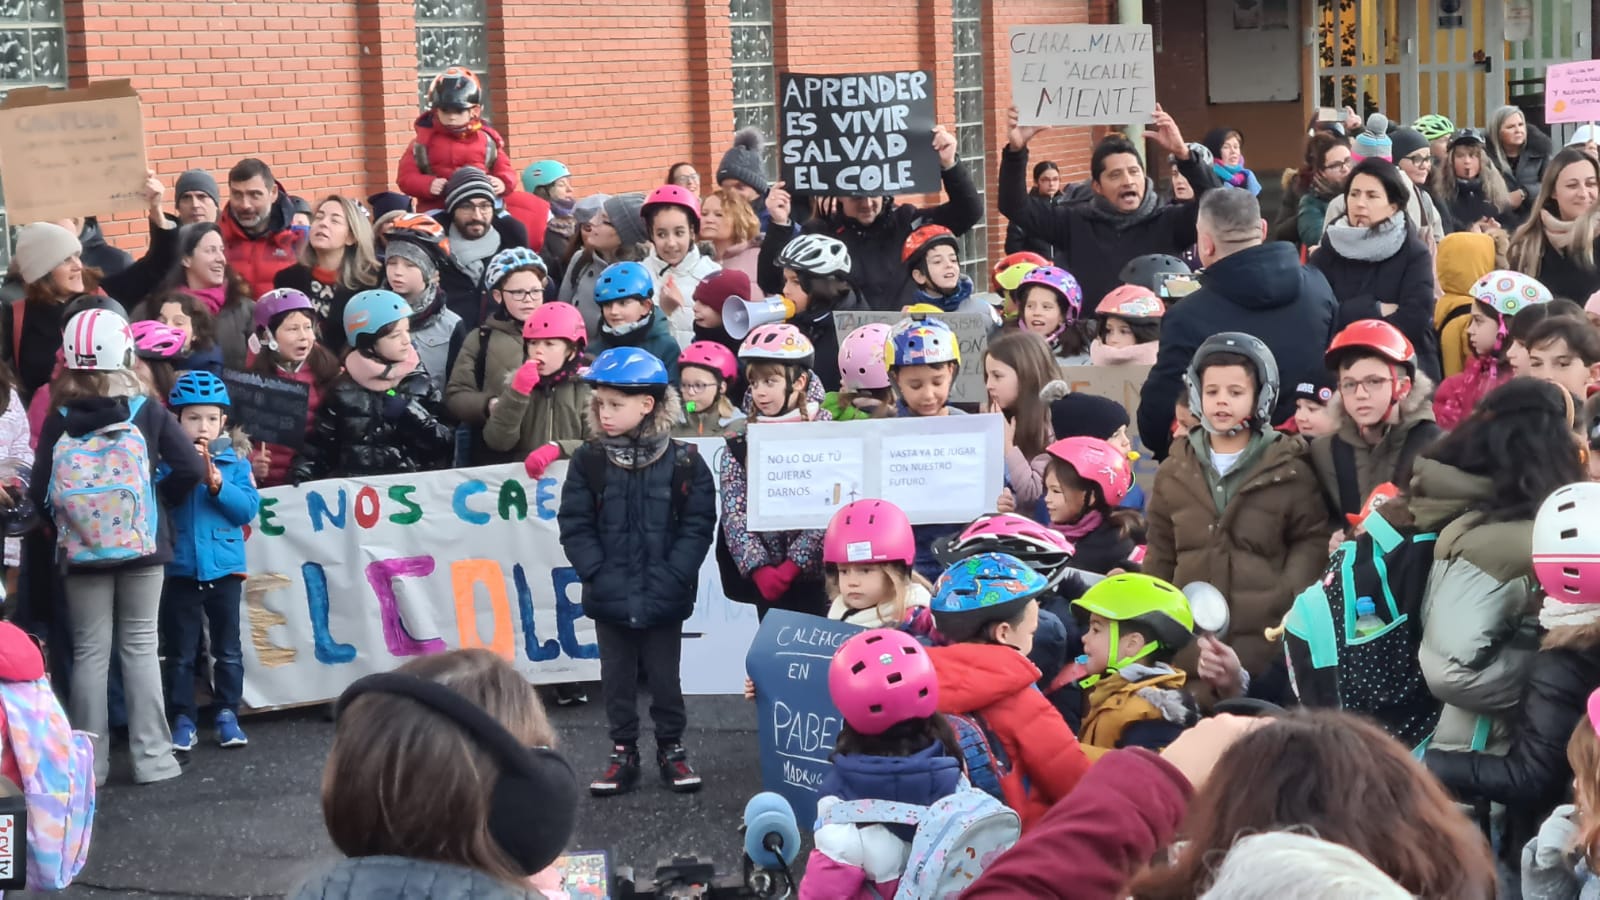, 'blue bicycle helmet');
585,347,670,389
594,261,655,305
343,289,412,346
169,370,232,409
485,247,547,292
521,160,571,193
930,552,1049,642
886,316,961,368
